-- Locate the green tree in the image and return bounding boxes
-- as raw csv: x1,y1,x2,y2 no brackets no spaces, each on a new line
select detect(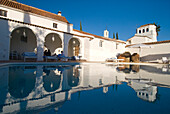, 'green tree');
153,23,160,36
116,32,118,40
80,21,82,31
113,33,115,39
